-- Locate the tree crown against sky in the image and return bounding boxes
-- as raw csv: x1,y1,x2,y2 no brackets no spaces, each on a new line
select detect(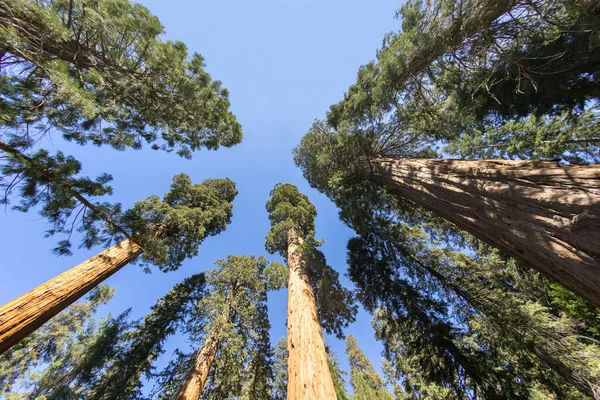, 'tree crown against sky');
265,183,357,339
1,0,599,398
0,0,242,158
